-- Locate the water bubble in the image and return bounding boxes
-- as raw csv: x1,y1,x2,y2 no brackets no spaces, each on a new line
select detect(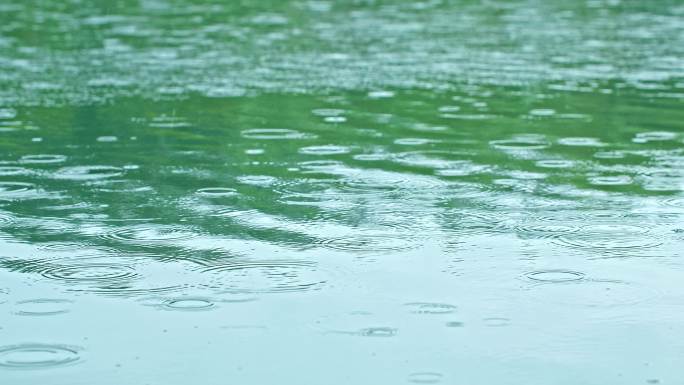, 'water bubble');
15,299,73,316
445,321,464,328
198,260,326,293
0,344,82,369
53,166,124,180
298,145,350,155
241,128,315,140
19,154,67,164
162,297,215,311
408,372,443,384
245,149,265,155
525,270,585,283
405,302,457,314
